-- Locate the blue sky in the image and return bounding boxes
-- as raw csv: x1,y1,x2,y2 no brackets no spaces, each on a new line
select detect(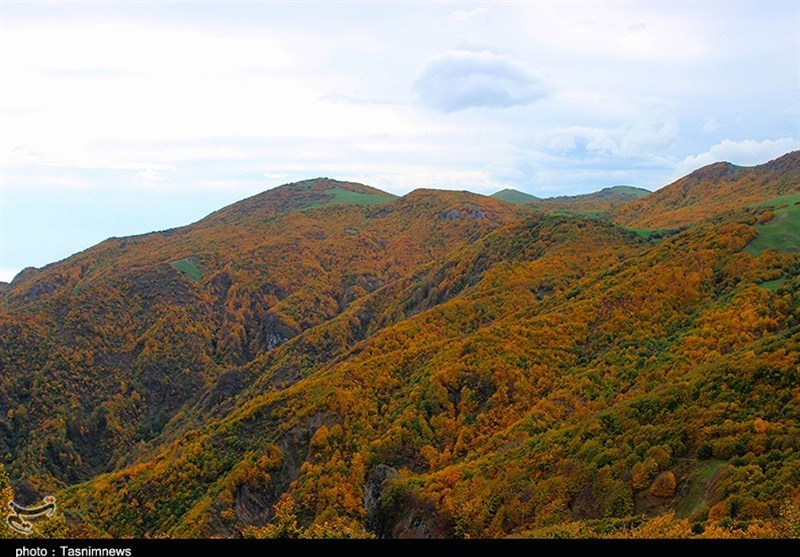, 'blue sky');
1,1,798,281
